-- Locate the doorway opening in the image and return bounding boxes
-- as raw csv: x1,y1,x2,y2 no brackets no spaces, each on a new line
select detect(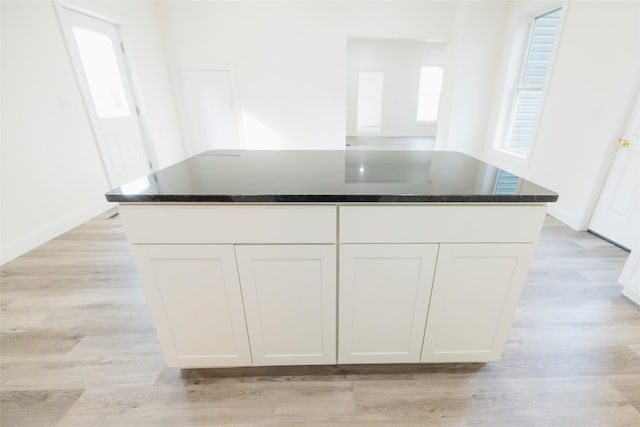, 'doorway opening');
346,38,445,151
